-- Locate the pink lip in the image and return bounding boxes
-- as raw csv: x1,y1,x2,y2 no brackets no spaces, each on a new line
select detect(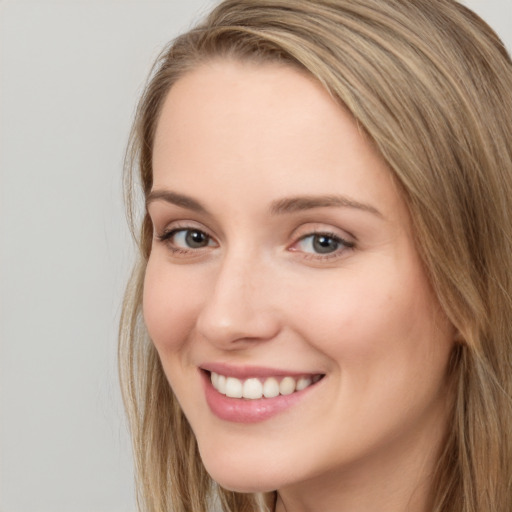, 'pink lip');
200,367,324,424
200,362,315,379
